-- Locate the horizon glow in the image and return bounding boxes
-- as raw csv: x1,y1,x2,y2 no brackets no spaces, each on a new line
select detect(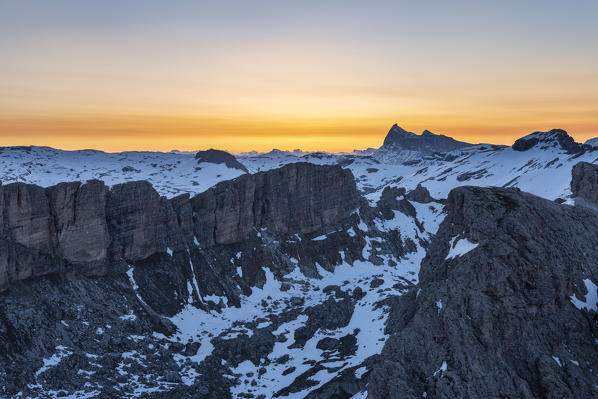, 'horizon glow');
1,1,597,152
